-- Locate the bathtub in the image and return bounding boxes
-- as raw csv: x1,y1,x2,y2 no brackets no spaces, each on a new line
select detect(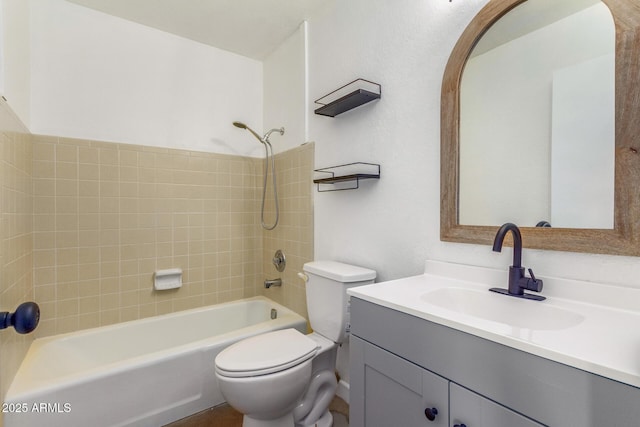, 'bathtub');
4,296,306,427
